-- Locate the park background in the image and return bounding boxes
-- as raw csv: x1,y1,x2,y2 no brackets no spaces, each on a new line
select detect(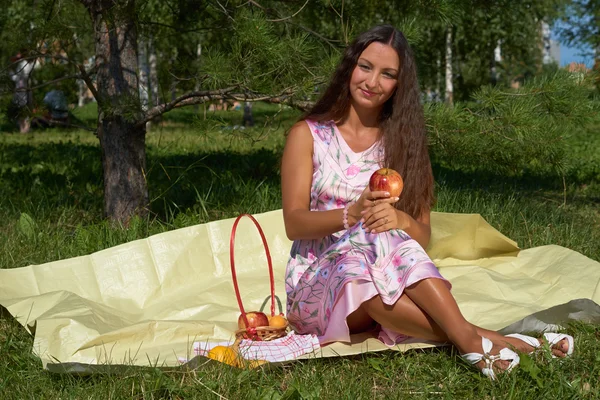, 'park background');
0,0,599,398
